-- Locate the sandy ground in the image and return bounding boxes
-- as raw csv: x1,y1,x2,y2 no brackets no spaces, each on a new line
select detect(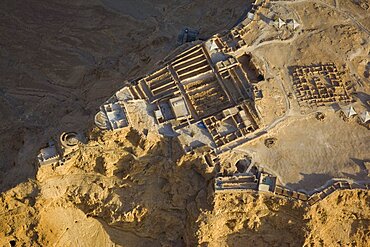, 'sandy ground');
0,0,370,246
235,111,370,191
